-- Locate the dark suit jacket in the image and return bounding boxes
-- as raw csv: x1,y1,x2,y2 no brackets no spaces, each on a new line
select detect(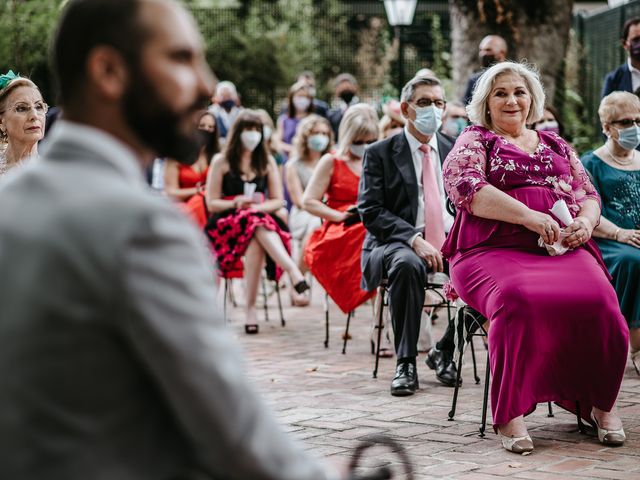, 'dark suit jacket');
357,131,455,291
602,63,633,98
462,70,483,105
